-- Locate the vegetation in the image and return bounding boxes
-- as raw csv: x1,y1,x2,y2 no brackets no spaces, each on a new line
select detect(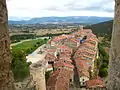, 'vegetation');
45,70,52,82
11,34,36,43
38,33,70,38
98,43,109,77
12,39,48,55
84,20,113,37
100,35,111,47
11,38,48,81
12,50,30,81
